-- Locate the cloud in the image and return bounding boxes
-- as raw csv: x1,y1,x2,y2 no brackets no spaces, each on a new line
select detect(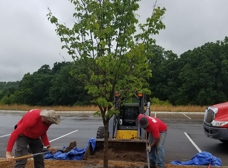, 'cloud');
151,0,228,54
0,0,228,81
